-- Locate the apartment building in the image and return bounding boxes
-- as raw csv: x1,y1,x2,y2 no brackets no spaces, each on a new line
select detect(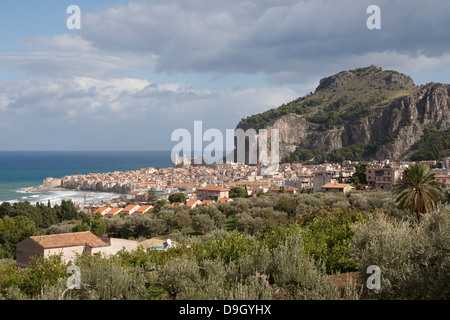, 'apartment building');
434,169,450,189
366,166,402,191
312,171,338,193
196,186,230,201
